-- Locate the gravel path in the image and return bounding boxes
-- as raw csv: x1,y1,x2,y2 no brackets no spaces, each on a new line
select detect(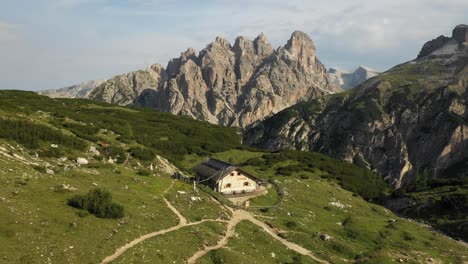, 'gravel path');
101,181,328,264
187,208,329,264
